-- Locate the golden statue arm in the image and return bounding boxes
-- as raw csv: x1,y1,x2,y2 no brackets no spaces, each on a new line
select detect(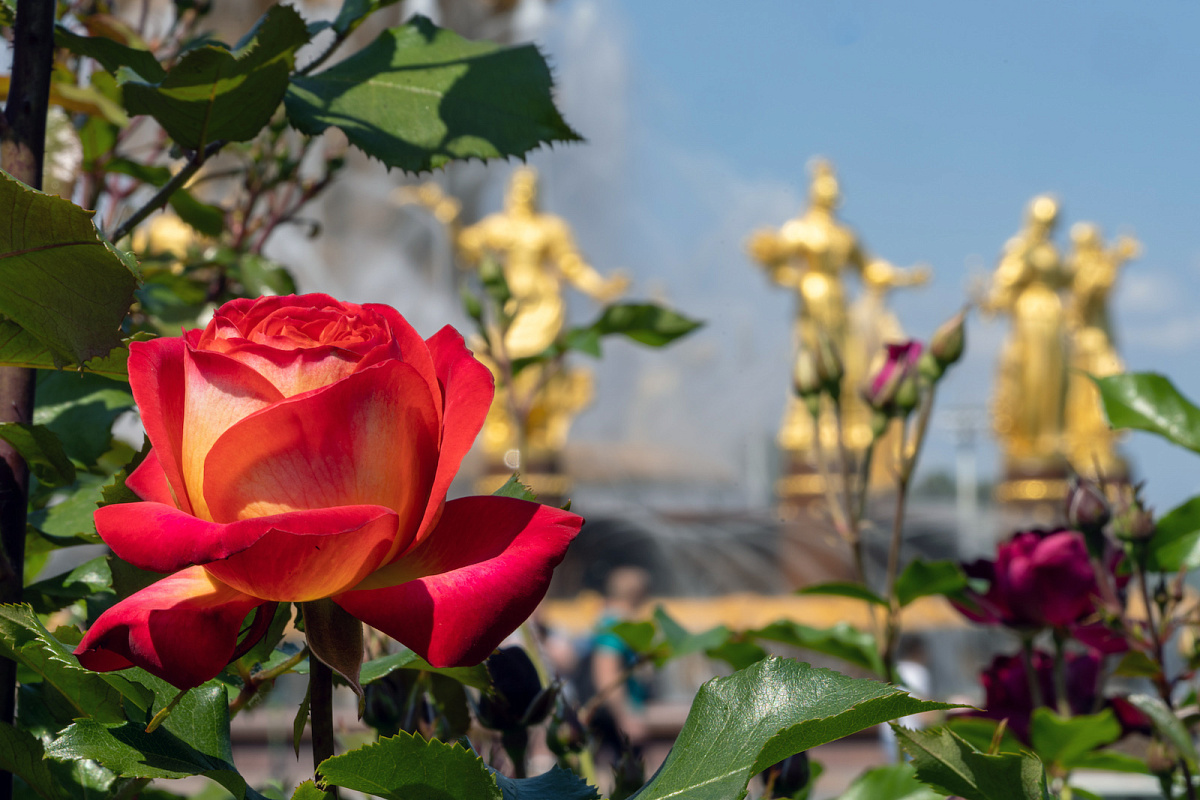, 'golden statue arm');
550,225,629,301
